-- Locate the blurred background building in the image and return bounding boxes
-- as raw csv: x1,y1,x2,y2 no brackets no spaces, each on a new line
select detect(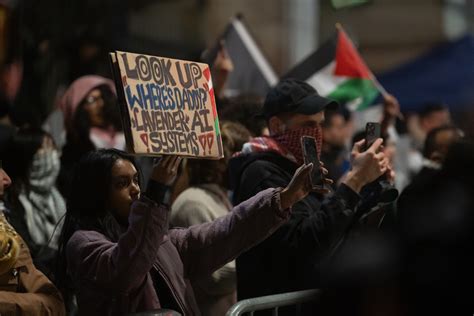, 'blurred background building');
11,0,474,131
